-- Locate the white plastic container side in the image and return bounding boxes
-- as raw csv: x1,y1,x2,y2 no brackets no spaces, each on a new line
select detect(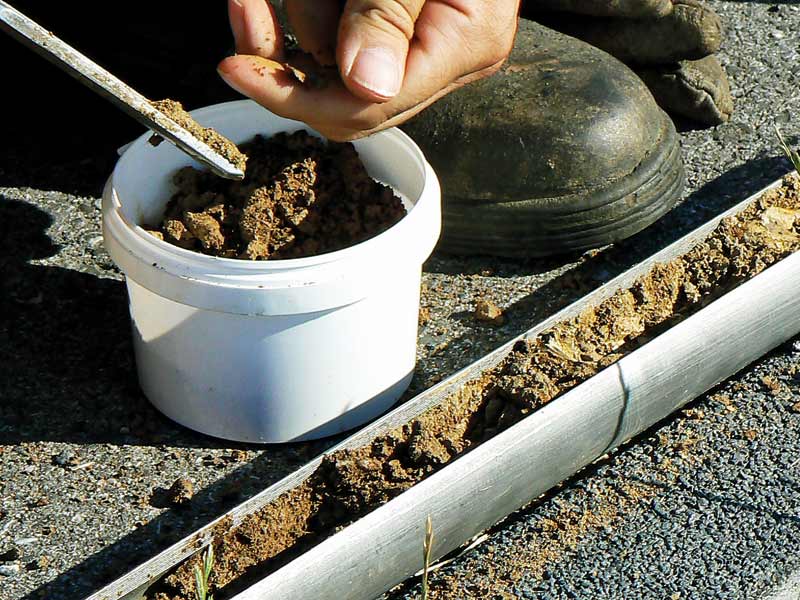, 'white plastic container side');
102,100,441,443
